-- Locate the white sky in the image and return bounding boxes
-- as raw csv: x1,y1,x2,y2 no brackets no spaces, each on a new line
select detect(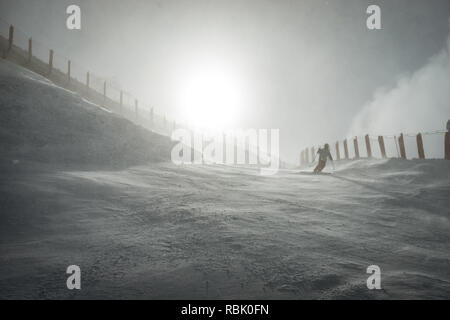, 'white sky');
1,0,449,162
